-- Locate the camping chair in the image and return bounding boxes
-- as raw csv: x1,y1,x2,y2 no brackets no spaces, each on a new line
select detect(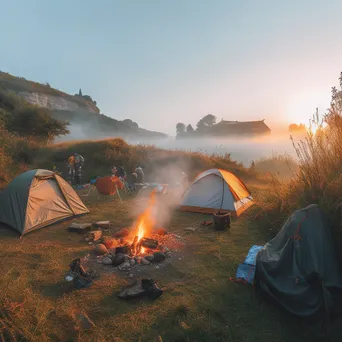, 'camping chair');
93,176,122,202
122,179,136,195
82,178,98,197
